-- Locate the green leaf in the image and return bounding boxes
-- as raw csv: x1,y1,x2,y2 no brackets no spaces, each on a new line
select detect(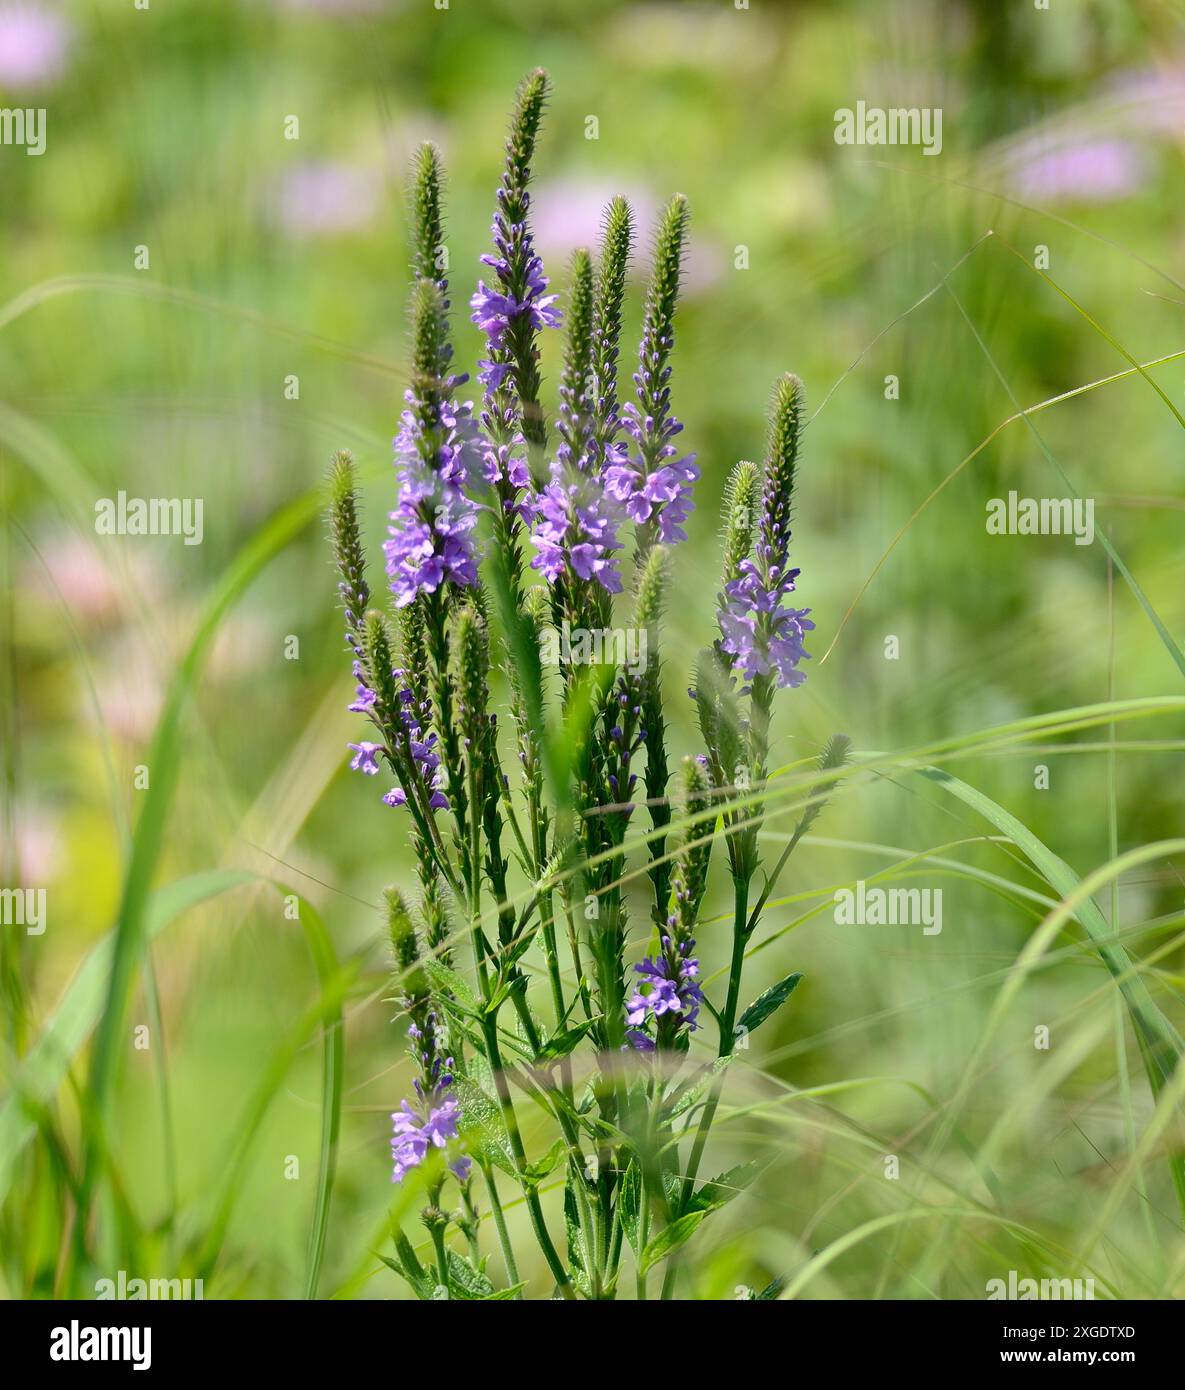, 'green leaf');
640,1210,708,1274
757,1275,786,1300
737,972,803,1036
664,1056,733,1122
920,765,1185,1219
446,1251,498,1300
618,1162,643,1255
521,1138,567,1185
534,1019,598,1063
85,494,320,1163
564,1178,592,1297
423,957,481,1016
688,1158,771,1214
380,1233,435,1301
919,768,1183,1084
452,1076,517,1178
